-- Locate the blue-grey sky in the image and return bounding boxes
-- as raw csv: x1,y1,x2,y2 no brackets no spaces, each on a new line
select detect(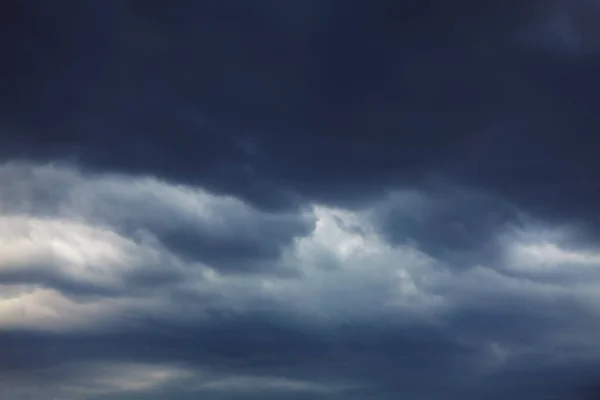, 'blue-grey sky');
2,1,600,399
